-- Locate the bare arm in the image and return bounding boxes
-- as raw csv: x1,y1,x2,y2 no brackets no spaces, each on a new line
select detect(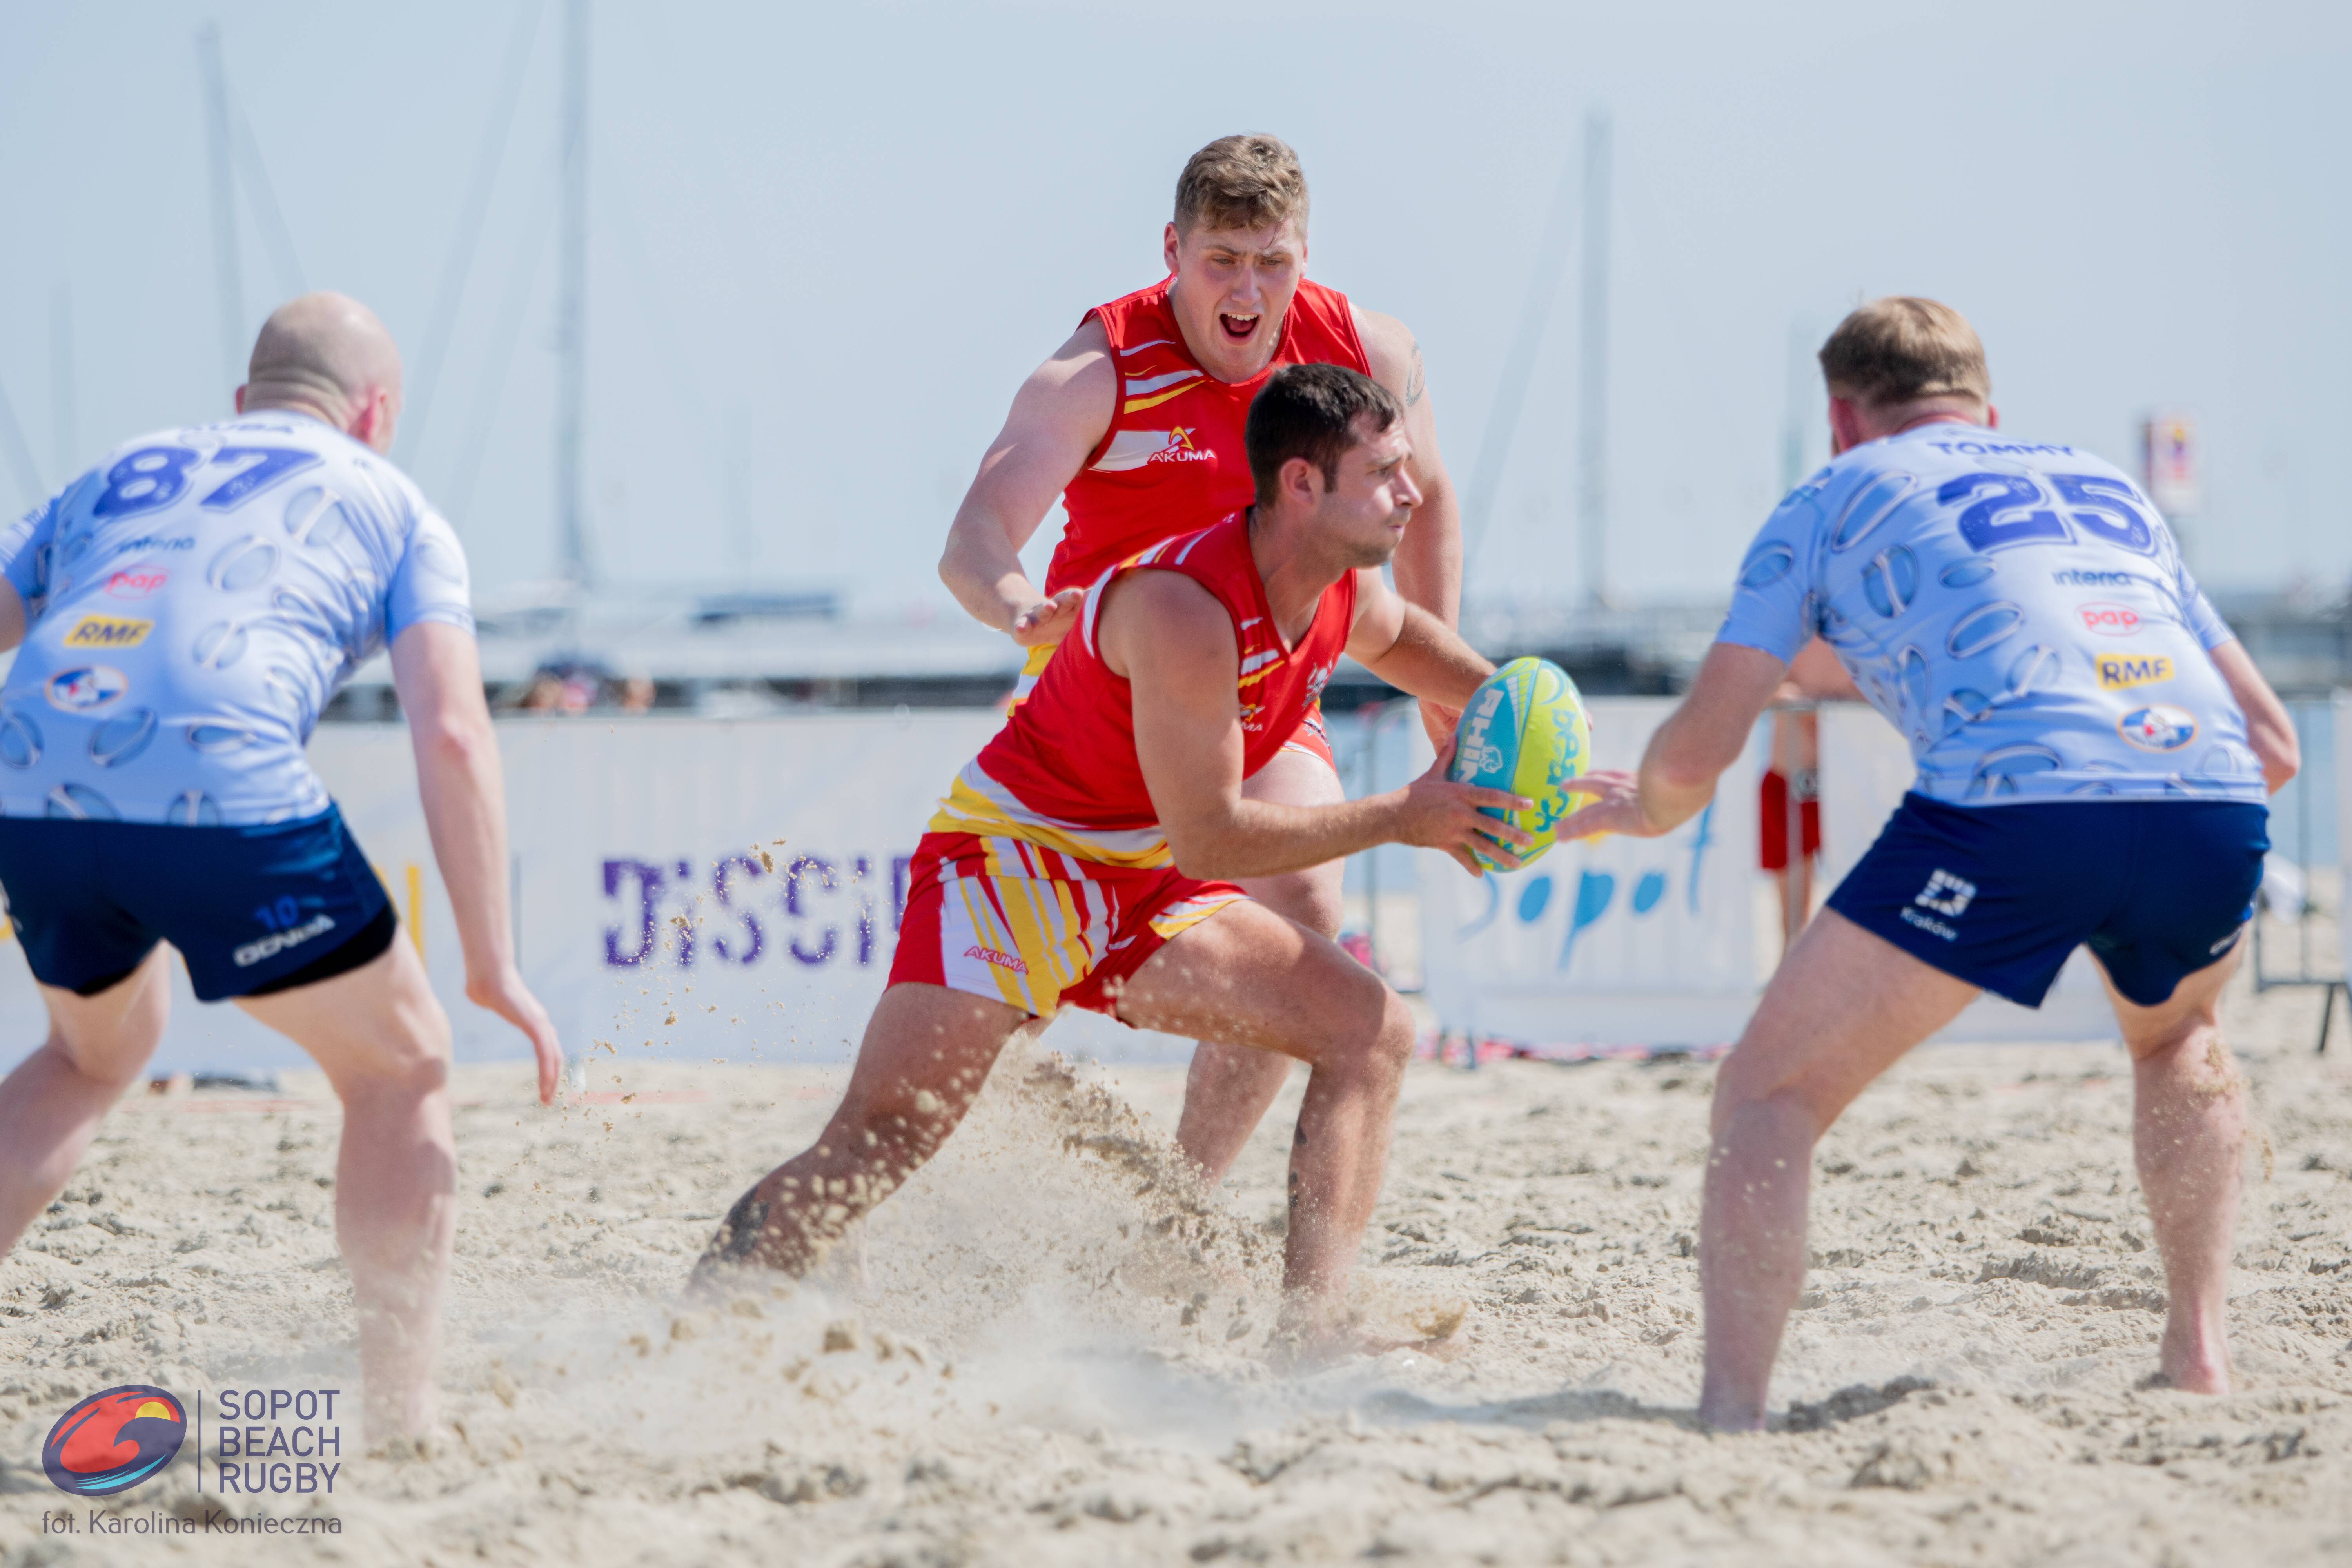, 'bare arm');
1356,306,1465,752
2208,638,2299,793
1556,642,1788,840
1341,567,1491,708
1102,571,1530,880
937,318,1118,648
0,581,22,652
389,622,562,1104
